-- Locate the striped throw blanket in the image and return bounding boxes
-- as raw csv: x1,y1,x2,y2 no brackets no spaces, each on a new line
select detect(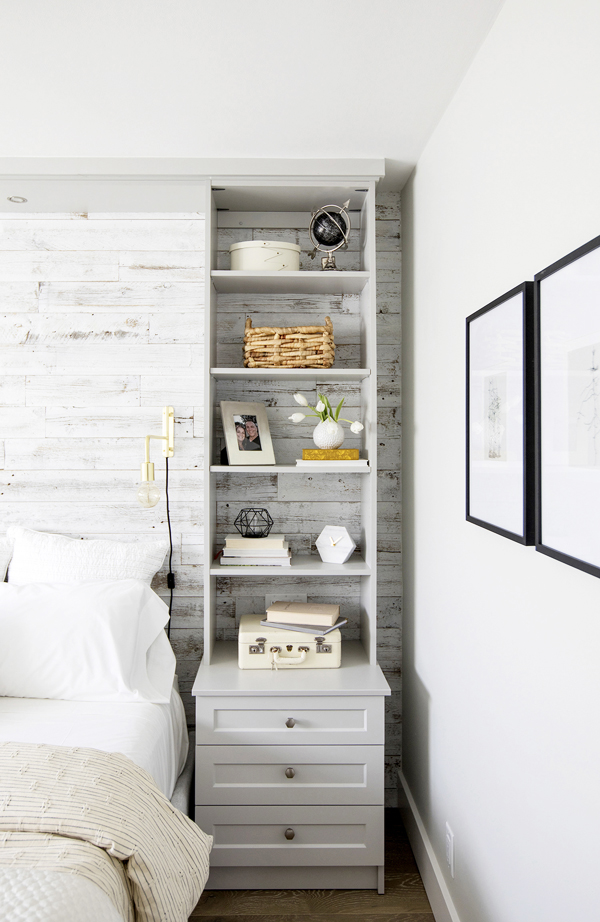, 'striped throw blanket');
0,741,212,922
